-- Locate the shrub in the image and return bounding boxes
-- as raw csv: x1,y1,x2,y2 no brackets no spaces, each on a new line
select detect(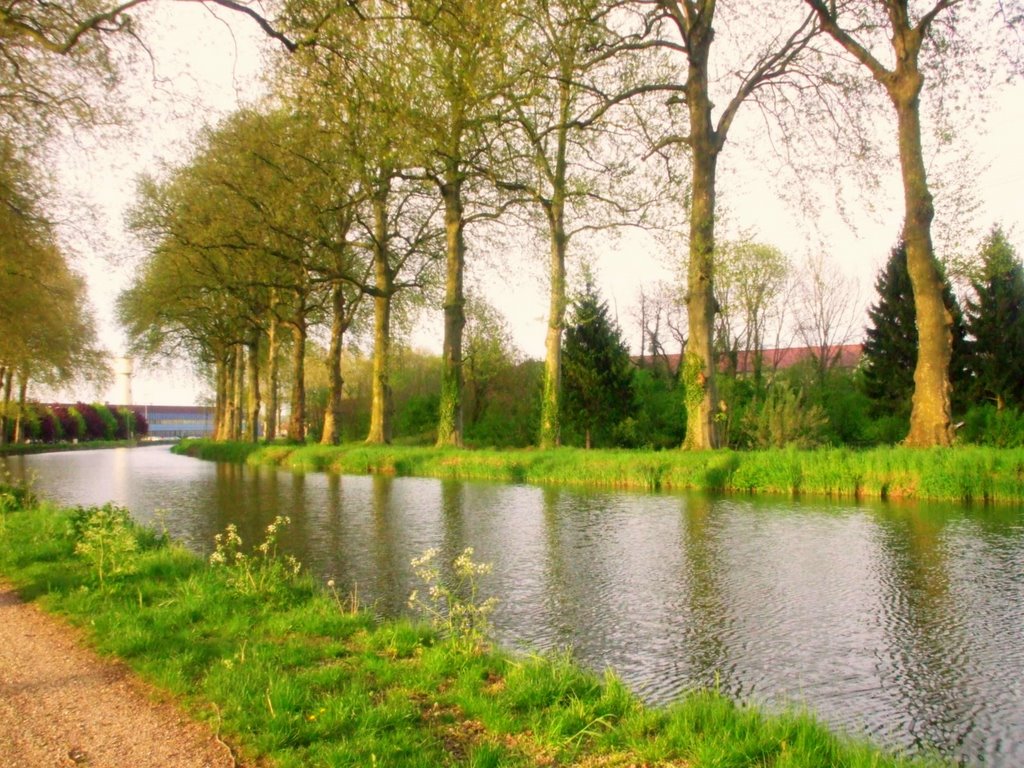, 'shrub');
741,382,829,449
74,403,105,440
960,405,1024,447
91,403,118,440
